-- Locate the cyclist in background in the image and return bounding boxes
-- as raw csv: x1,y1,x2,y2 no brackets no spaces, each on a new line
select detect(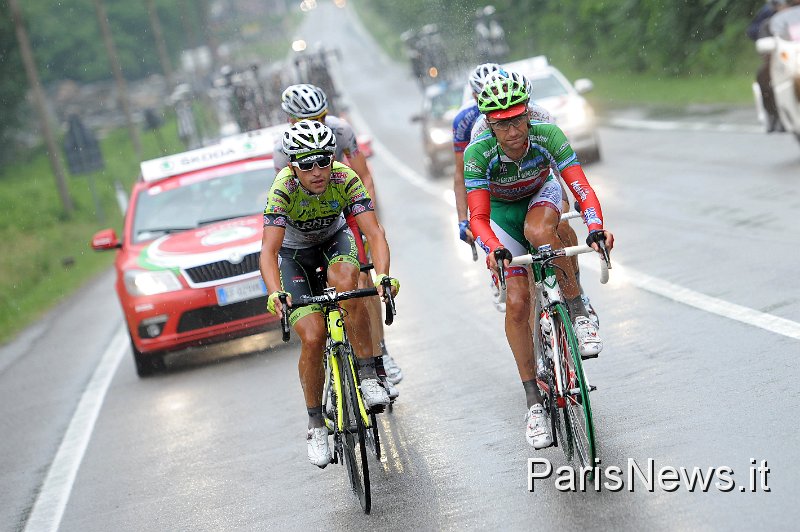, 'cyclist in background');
273,84,404,394
463,77,614,449
260,120,400,468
